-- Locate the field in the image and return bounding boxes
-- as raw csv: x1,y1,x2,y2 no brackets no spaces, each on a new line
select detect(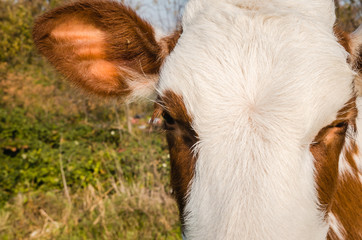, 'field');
0,62,181,239
0,0,183,238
